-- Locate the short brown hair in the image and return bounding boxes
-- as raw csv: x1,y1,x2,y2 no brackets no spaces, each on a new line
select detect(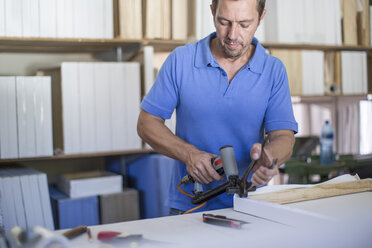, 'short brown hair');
211,0,266,18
